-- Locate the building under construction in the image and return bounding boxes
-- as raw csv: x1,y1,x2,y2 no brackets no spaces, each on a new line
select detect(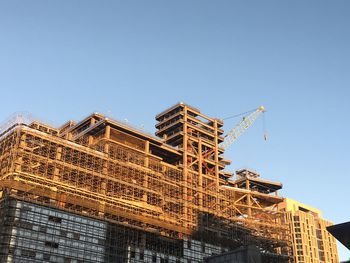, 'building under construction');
0,103,290,263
